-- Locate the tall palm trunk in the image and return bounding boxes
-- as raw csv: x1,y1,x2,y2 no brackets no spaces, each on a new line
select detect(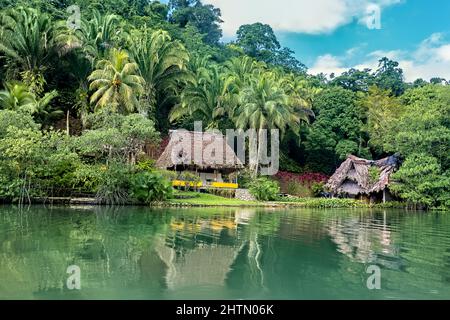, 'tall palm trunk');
66,110,70,136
